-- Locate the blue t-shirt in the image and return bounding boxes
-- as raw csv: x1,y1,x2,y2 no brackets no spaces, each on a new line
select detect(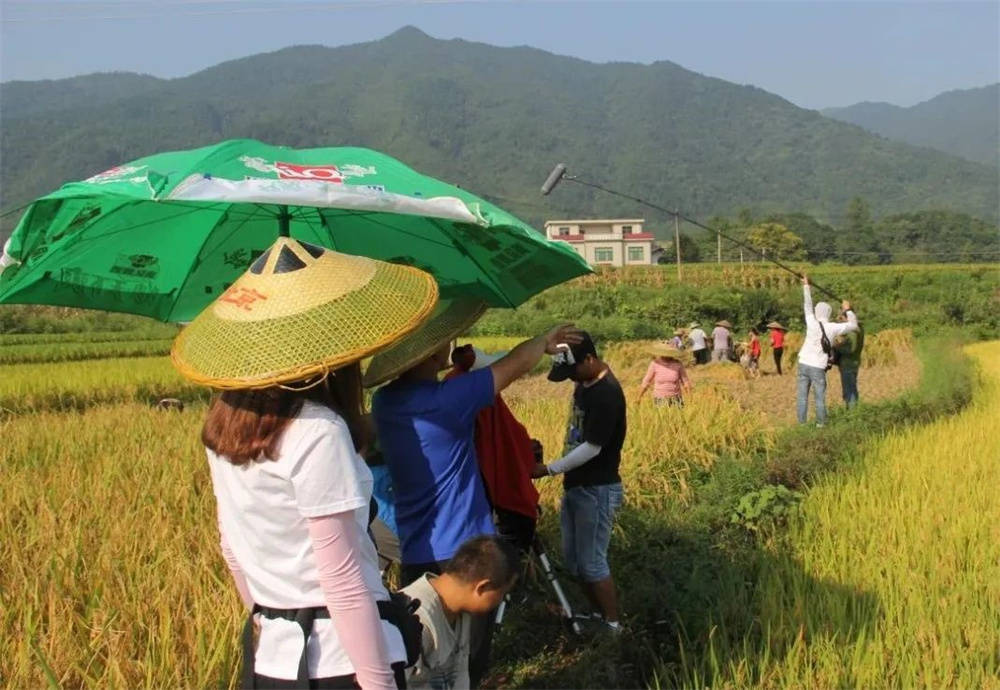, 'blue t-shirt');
369,464,399,536
372,367,496,564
